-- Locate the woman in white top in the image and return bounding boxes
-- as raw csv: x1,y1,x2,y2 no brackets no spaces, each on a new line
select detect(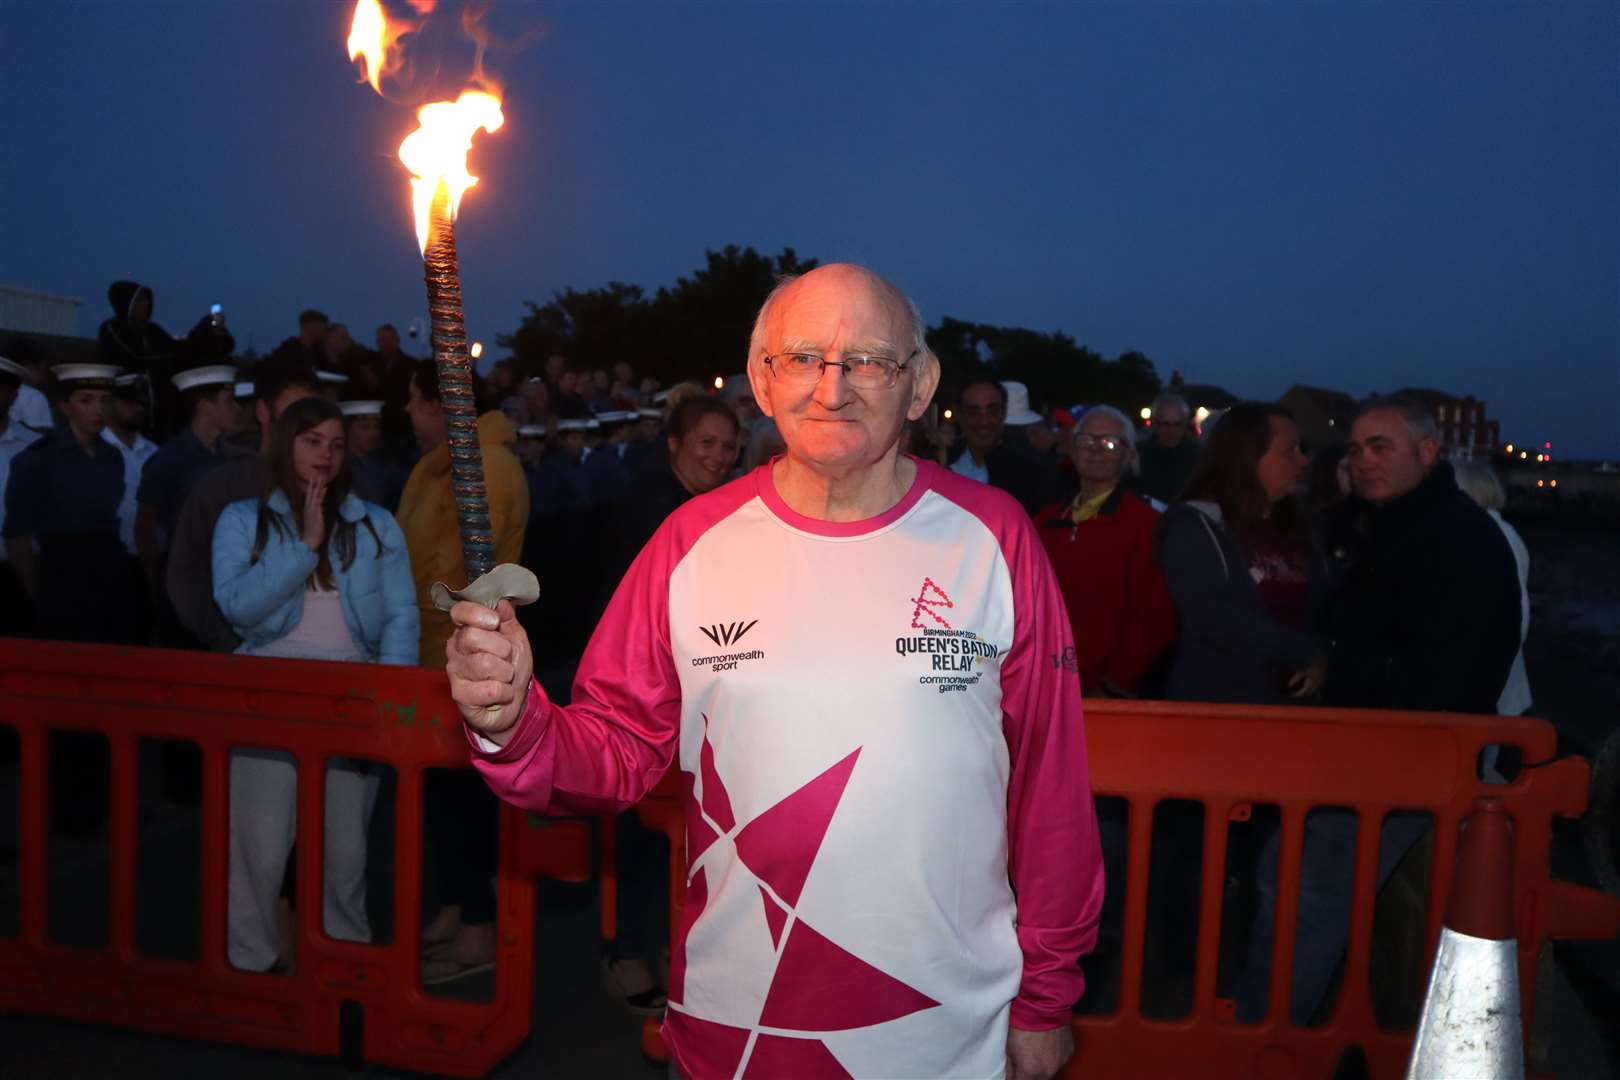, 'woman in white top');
212,396,417,971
